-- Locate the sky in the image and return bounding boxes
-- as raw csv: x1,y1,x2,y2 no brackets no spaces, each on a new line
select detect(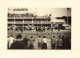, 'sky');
29,8,71,16
30,8,71,22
